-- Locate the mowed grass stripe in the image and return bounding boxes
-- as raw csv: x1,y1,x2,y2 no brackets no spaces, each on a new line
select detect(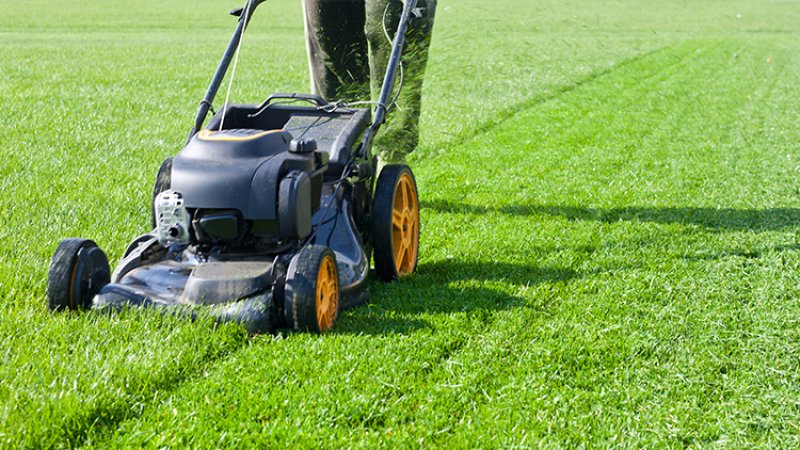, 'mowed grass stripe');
409,38,800,447
422,45,671,158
